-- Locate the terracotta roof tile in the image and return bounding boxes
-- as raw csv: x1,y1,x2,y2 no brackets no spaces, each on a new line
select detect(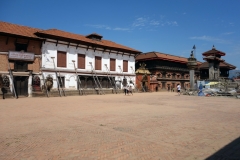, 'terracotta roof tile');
199,61,236,69
202,48,226,56
0,21,141,53
0,21,42,39
36,29,141,53
136,51,202,65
